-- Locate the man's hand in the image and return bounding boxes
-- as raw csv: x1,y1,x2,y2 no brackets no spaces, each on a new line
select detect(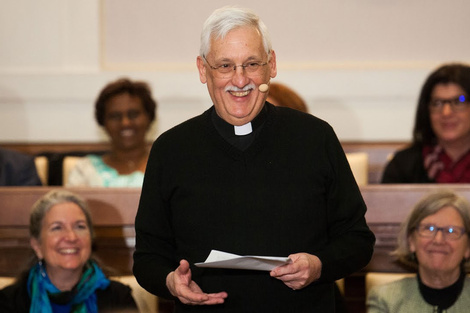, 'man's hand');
269,253,322,290
166,259,228,305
